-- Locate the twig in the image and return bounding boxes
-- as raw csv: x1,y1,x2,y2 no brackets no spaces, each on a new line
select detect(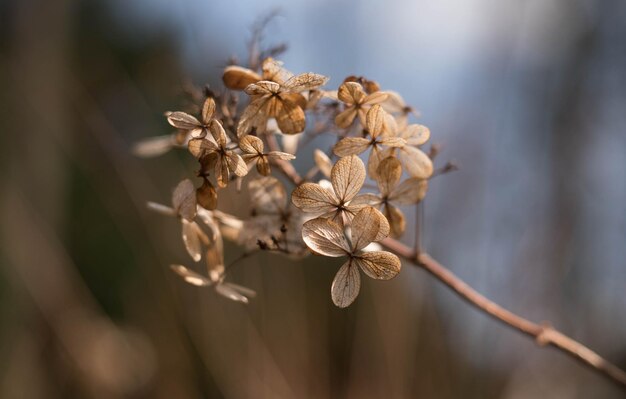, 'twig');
380,237,626,389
